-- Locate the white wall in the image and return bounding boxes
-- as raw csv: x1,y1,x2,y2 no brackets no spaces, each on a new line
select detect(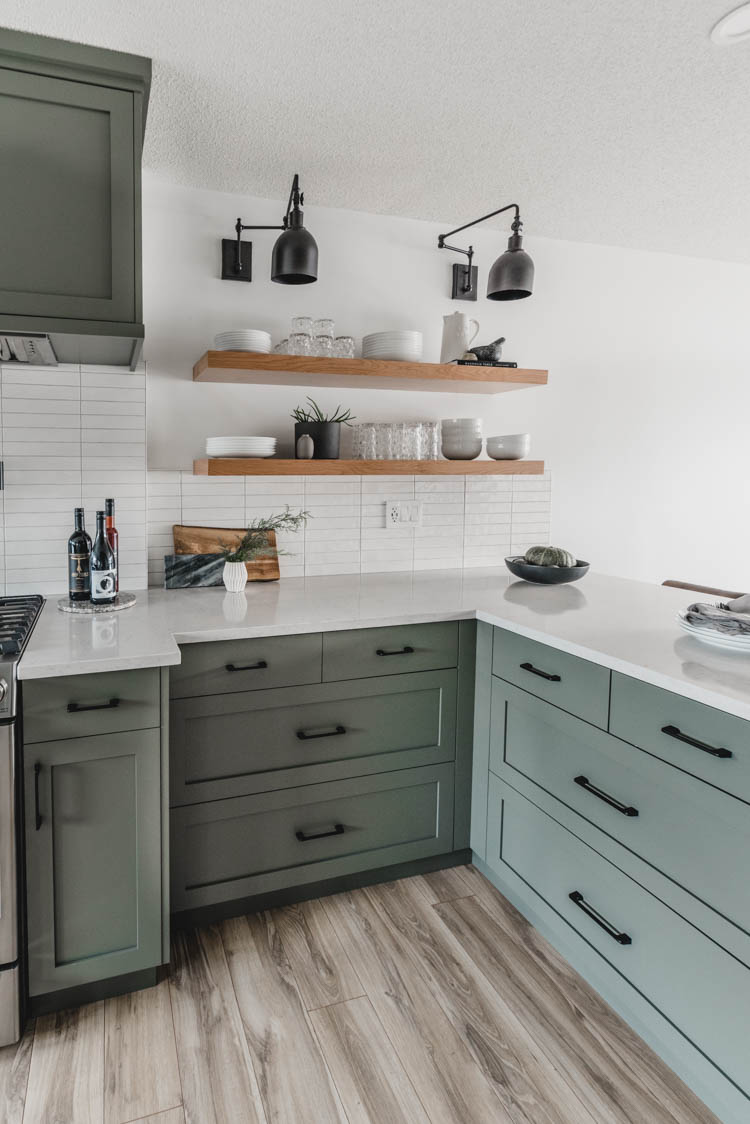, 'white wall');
142,174,750,590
